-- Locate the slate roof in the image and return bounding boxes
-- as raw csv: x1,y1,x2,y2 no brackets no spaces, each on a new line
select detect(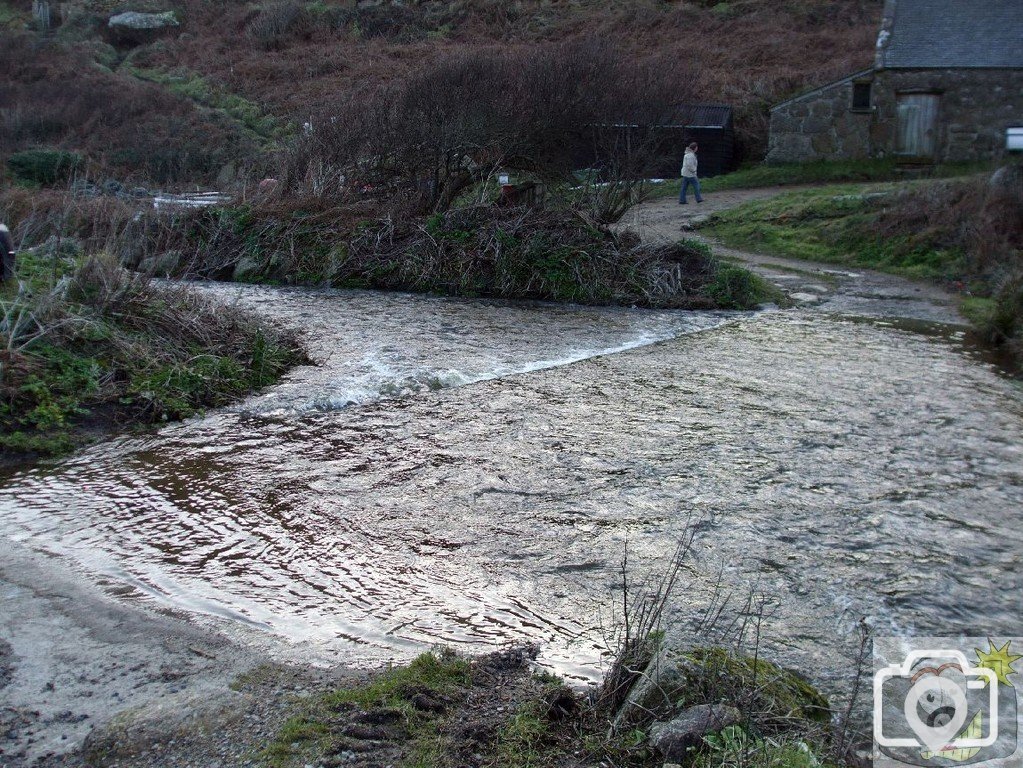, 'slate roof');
673,104,733,129
881,0,1023,69
654,105,736,129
